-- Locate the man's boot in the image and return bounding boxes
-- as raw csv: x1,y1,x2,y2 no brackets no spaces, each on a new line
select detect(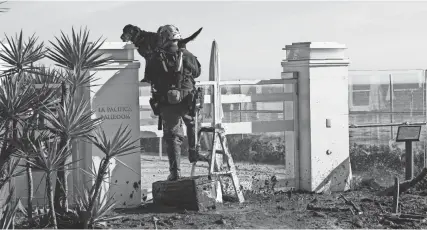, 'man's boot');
166,138,181,181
